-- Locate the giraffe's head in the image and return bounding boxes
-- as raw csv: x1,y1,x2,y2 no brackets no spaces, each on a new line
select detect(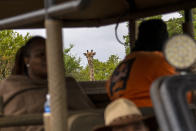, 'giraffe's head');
83,50,96,62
